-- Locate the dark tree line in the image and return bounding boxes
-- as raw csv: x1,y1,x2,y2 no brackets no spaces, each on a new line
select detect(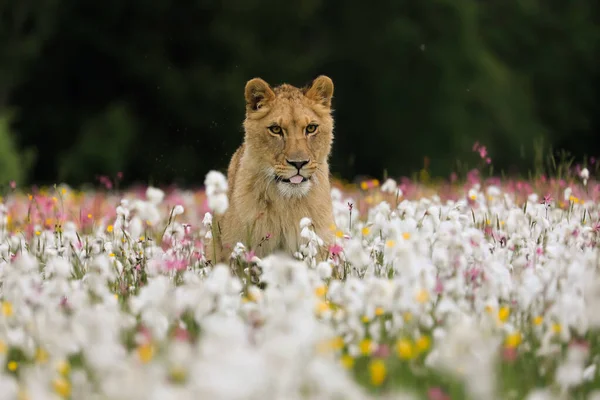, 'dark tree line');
1,0,599,187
